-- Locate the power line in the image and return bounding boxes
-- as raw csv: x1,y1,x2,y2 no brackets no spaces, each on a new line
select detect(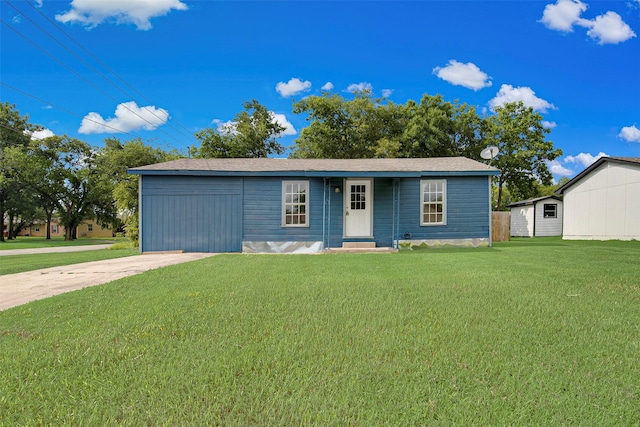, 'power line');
16,0,196,141
1,82,143,138
0,18,175,138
